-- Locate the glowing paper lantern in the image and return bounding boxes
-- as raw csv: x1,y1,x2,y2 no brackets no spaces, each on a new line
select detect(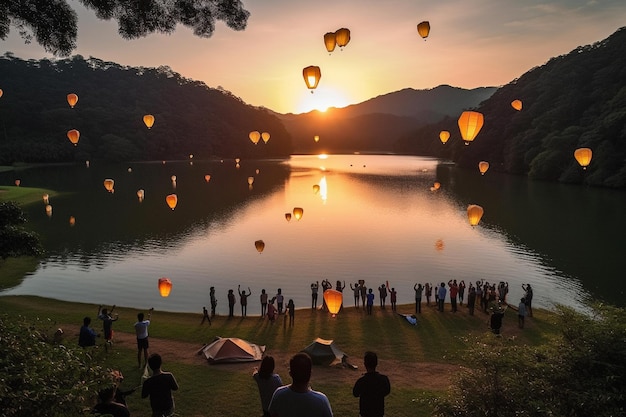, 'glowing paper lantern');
432,182,441,190
574,148,592,169
166,194,178,210
255,169,260,174
435,239,444,251
285,213,292,222
103,178,114,193
467,204,484,227
67,129,80,146
324,32,336,53
235,158,241,164
324,289,343,317
14,179,20,186
42,194,49,204
458,111,484,145
249,131,261,145
158,277,172,297
511,99,522,111
261,132,270,144
127,167,132,173
171,175,177,182
45,204,52,217
417,21,430,39
137,189,145,201
478,161,490,175
303,66,321,92
313,184,320,194
254,240,265,254
67,93,78,108
335,28,351,48
143,114,155,129
293,207,304,221
204,175,211,182
86,160,90,168
439,130,450,144
314,135,320,142
69,216,76,226
0,89,3,98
